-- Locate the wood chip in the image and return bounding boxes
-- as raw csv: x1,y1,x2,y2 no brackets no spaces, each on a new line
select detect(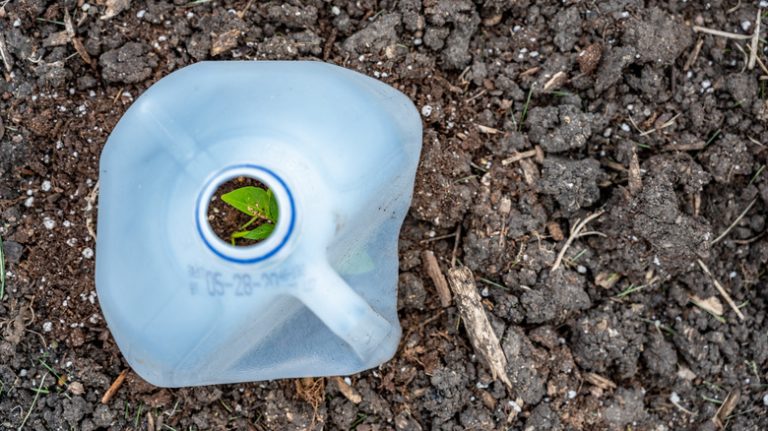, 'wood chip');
547,221,564,241
101,369,129,404
65,10,92,65
689,294,724,316
518,158,539,186
676,366,697,381
482,14,503,27
101,0,132,20
595,272,620,289
422,251,452,307
43,31,70,47
333,377,362,404
712,390,740,429
68,381,85,395
577,43,603,74
211,28,241,56
476,124,501,135
584,372,617,390
446,266,512,388
543,71,567,92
